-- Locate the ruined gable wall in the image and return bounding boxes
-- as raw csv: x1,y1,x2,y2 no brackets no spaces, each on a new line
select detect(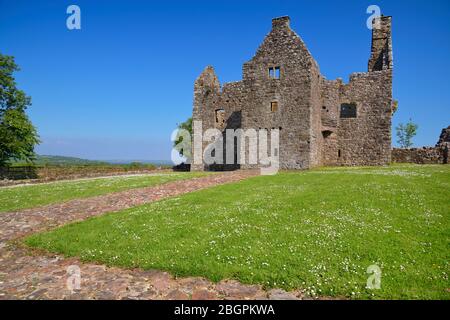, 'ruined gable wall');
242,16,317,169
192,66,221,130
192,69,248,170
191,66,221,171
